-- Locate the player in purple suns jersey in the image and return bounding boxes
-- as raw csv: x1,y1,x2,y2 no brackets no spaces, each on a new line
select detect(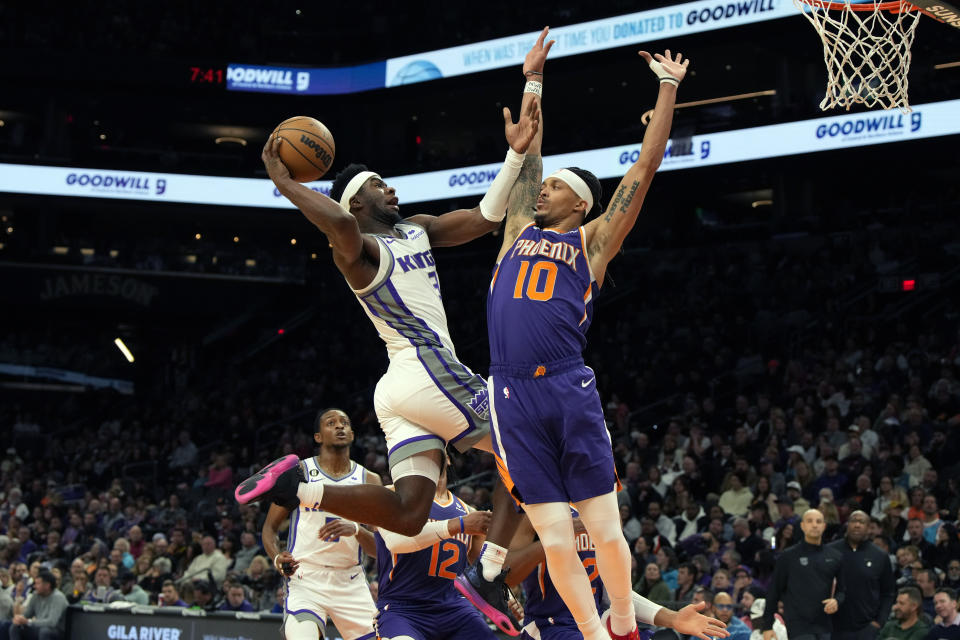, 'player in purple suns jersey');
476,46,726,640
374,454,501,640
237,32,553,635
503,515,728,640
